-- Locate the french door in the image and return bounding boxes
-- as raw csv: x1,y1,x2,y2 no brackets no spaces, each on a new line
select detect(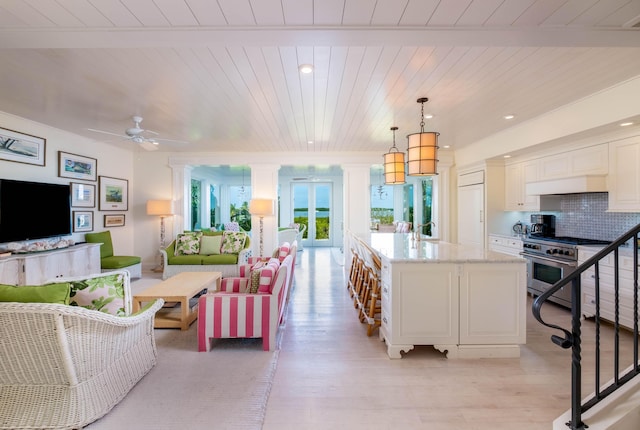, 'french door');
292,183,332,247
